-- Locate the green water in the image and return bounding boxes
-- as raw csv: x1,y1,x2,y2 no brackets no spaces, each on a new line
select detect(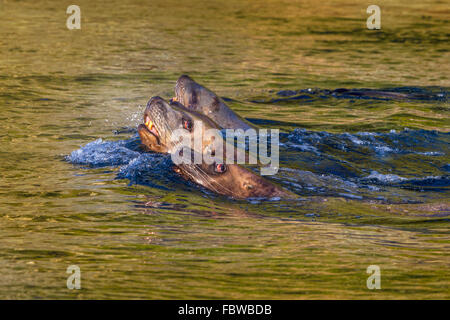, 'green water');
0,0,449,299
